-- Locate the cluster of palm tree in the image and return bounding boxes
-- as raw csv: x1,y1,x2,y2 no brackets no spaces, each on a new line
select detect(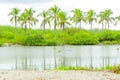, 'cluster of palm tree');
8,8,38,31
8,5,120,32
